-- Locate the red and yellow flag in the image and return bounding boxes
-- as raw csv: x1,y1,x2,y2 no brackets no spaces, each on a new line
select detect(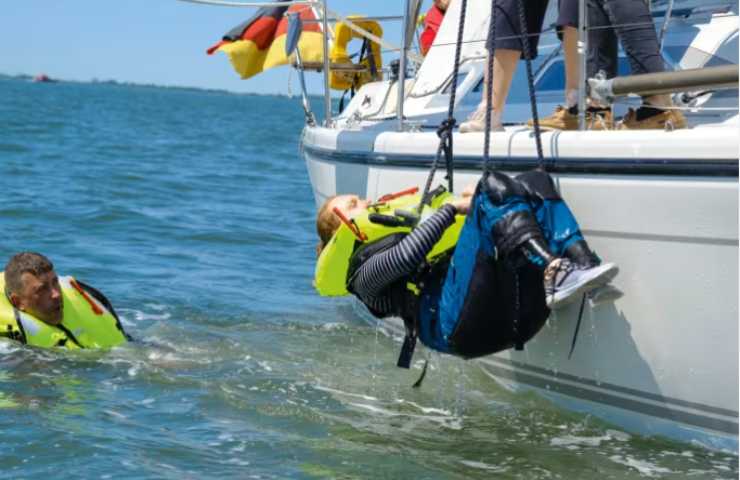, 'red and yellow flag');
207,2,324,80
